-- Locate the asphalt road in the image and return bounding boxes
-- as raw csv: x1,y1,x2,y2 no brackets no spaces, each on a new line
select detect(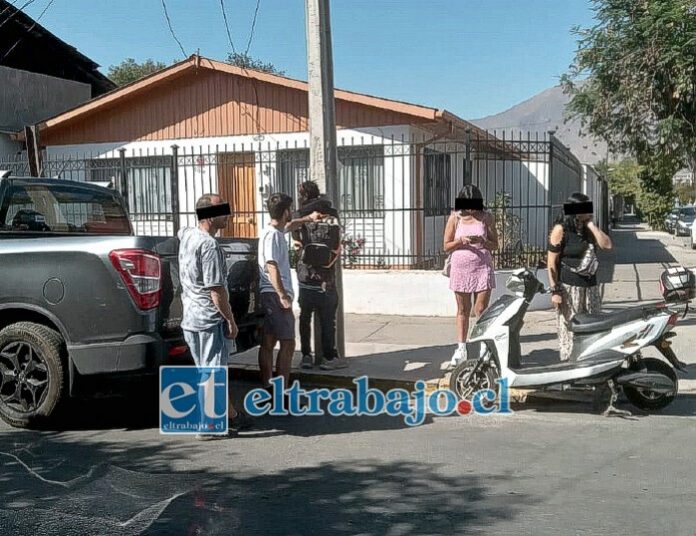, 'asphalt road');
1,380,695,536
